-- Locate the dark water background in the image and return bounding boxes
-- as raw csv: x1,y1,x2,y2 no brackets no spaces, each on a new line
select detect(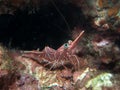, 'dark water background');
0,2,88,50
